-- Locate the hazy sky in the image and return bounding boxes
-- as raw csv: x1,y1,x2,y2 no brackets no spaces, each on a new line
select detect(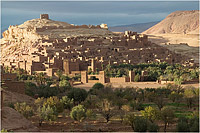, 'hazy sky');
1,1,199,29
